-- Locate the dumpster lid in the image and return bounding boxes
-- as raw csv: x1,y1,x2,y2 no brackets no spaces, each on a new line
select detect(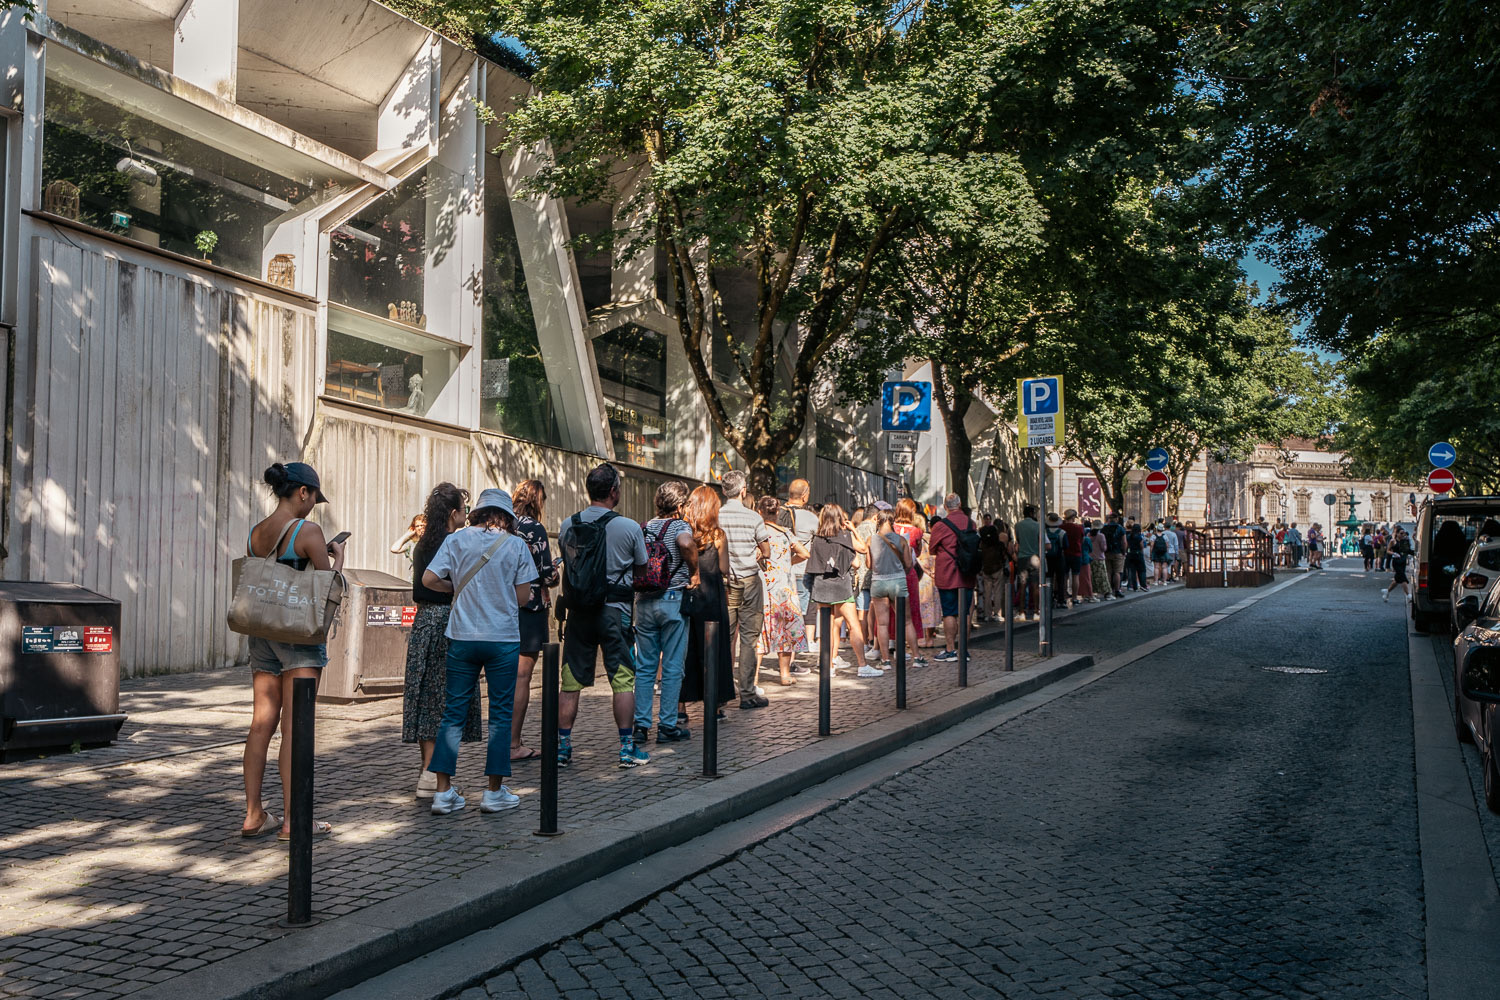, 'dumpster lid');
0,581,120,605
343,568,412,589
